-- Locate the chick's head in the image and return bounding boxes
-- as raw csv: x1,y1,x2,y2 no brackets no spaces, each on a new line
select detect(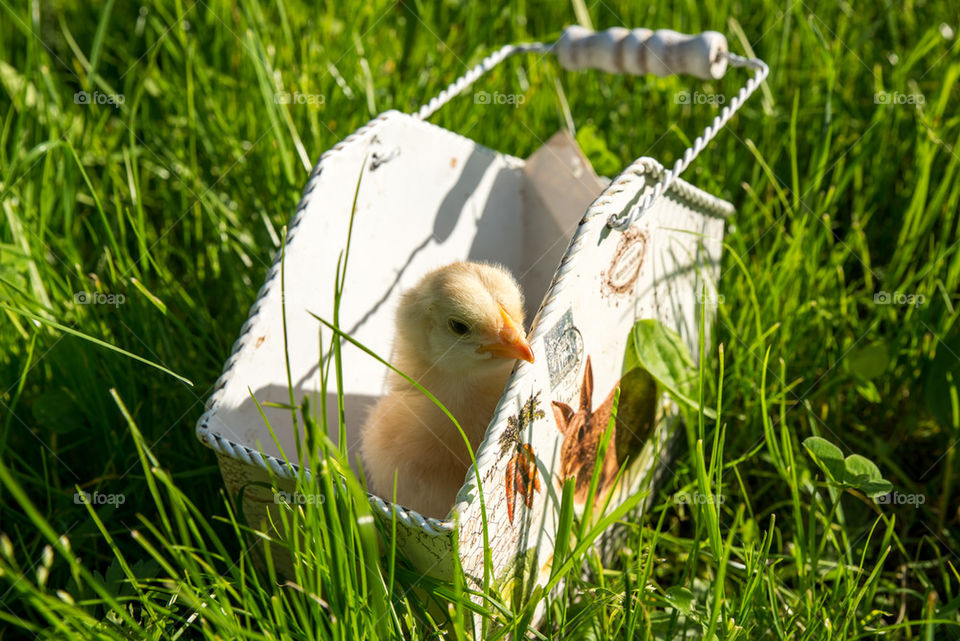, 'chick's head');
396,262,534,374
